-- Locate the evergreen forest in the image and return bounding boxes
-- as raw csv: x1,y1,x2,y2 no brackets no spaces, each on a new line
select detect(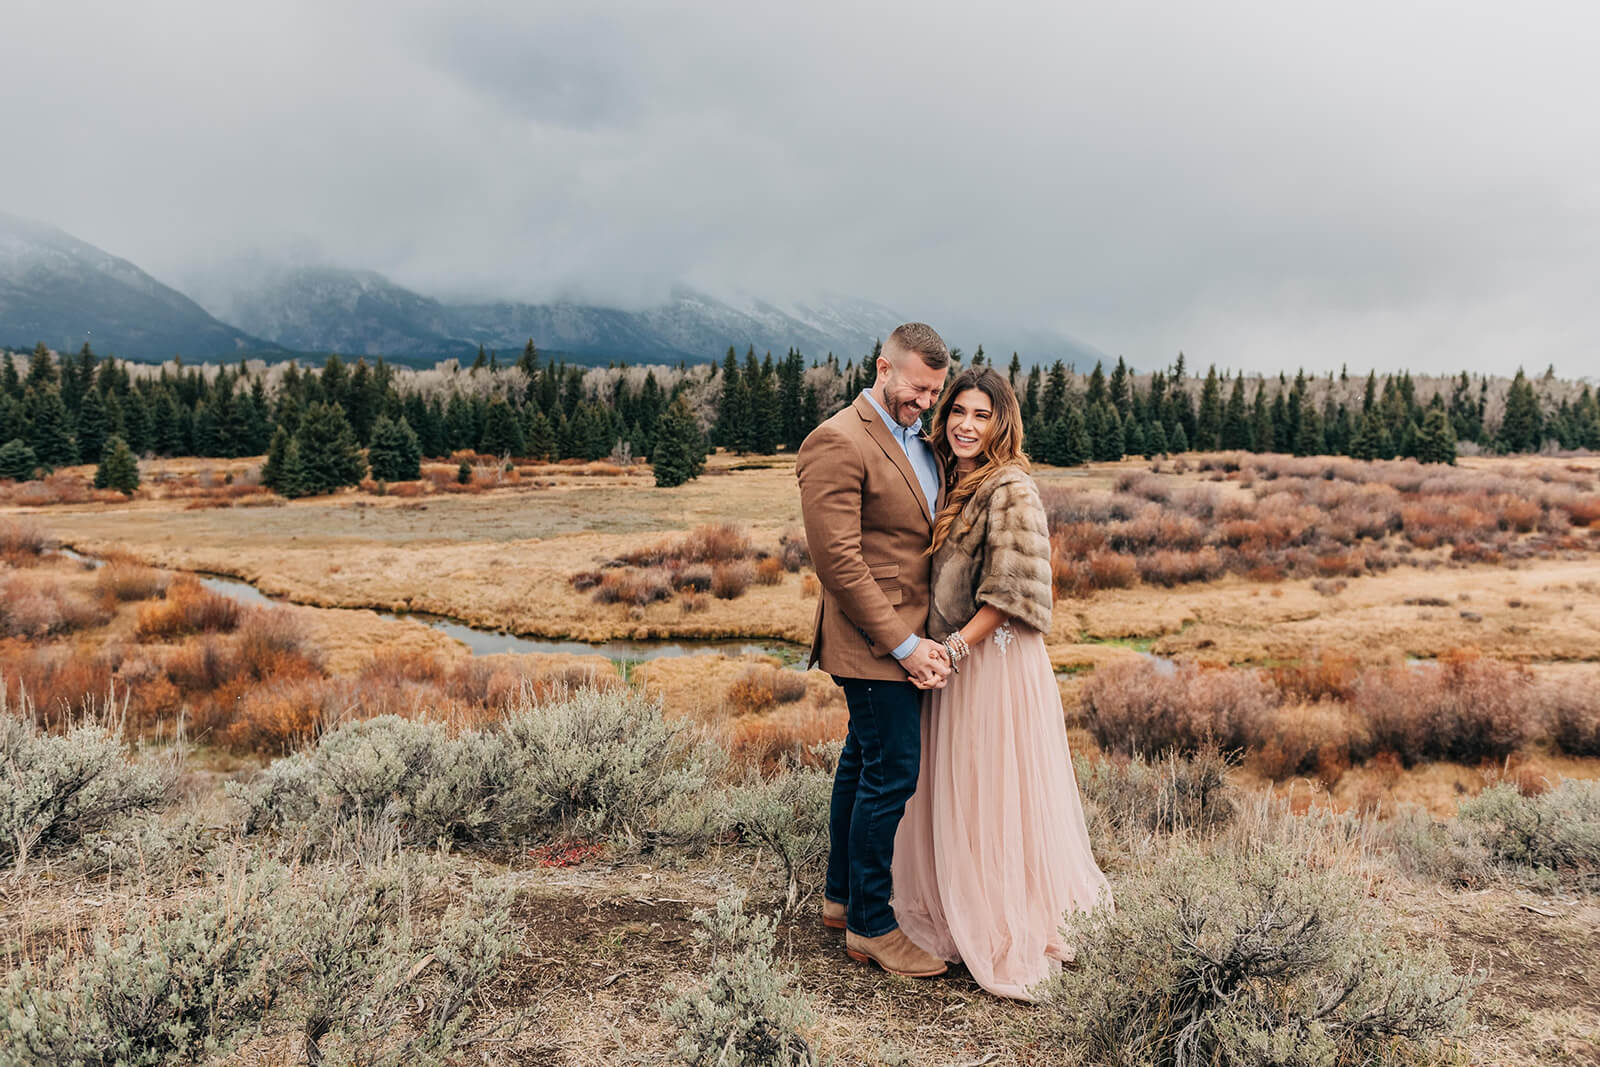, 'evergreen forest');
2,338,1598,496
